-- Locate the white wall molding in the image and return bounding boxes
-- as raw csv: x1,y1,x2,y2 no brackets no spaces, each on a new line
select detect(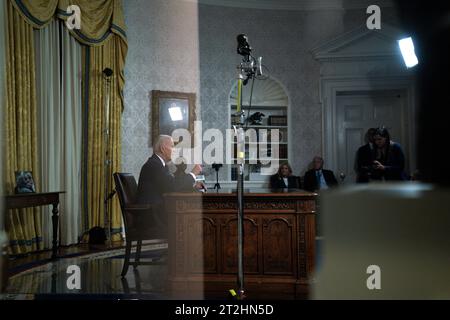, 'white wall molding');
312,24,408,61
